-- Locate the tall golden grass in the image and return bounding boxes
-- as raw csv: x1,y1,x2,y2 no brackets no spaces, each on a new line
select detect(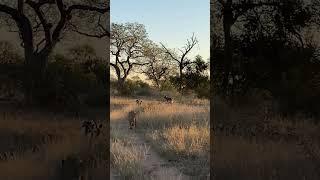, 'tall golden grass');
213,98,320,180
0,109,107,180
111,130,147,179
139,102,210,177
110,97,210,178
